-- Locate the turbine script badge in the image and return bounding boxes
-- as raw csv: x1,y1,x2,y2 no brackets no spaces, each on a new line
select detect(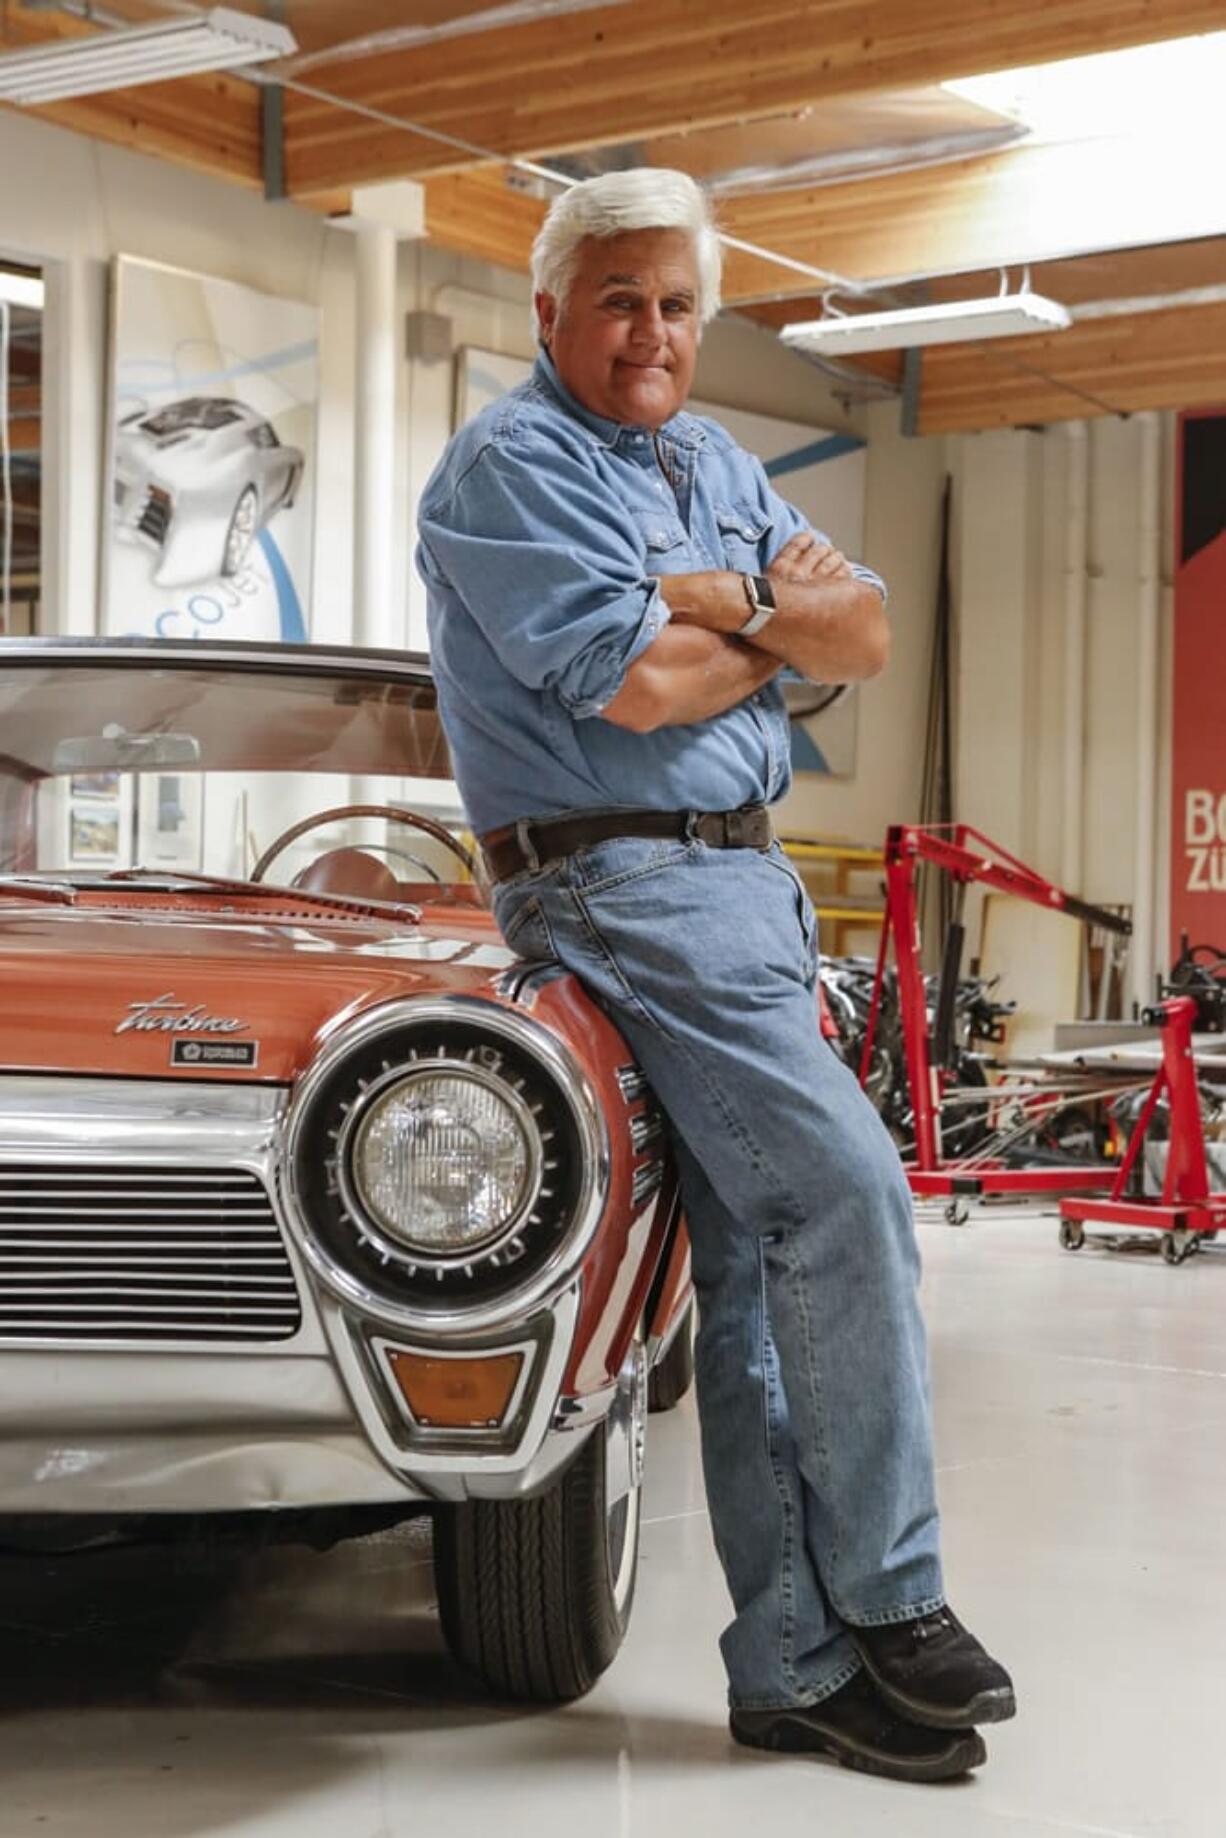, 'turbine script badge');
116,994,250,1036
